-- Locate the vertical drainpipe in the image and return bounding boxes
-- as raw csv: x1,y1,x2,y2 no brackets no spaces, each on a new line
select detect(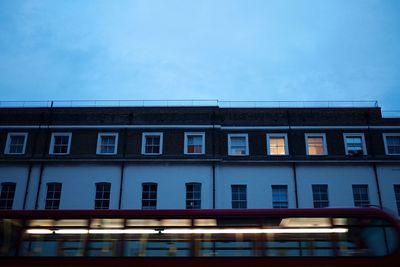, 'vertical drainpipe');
365,112,383,209
118,123,128,210
34,101,54,210
287,111,299,208
212,111,216,209
23,113,44,209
